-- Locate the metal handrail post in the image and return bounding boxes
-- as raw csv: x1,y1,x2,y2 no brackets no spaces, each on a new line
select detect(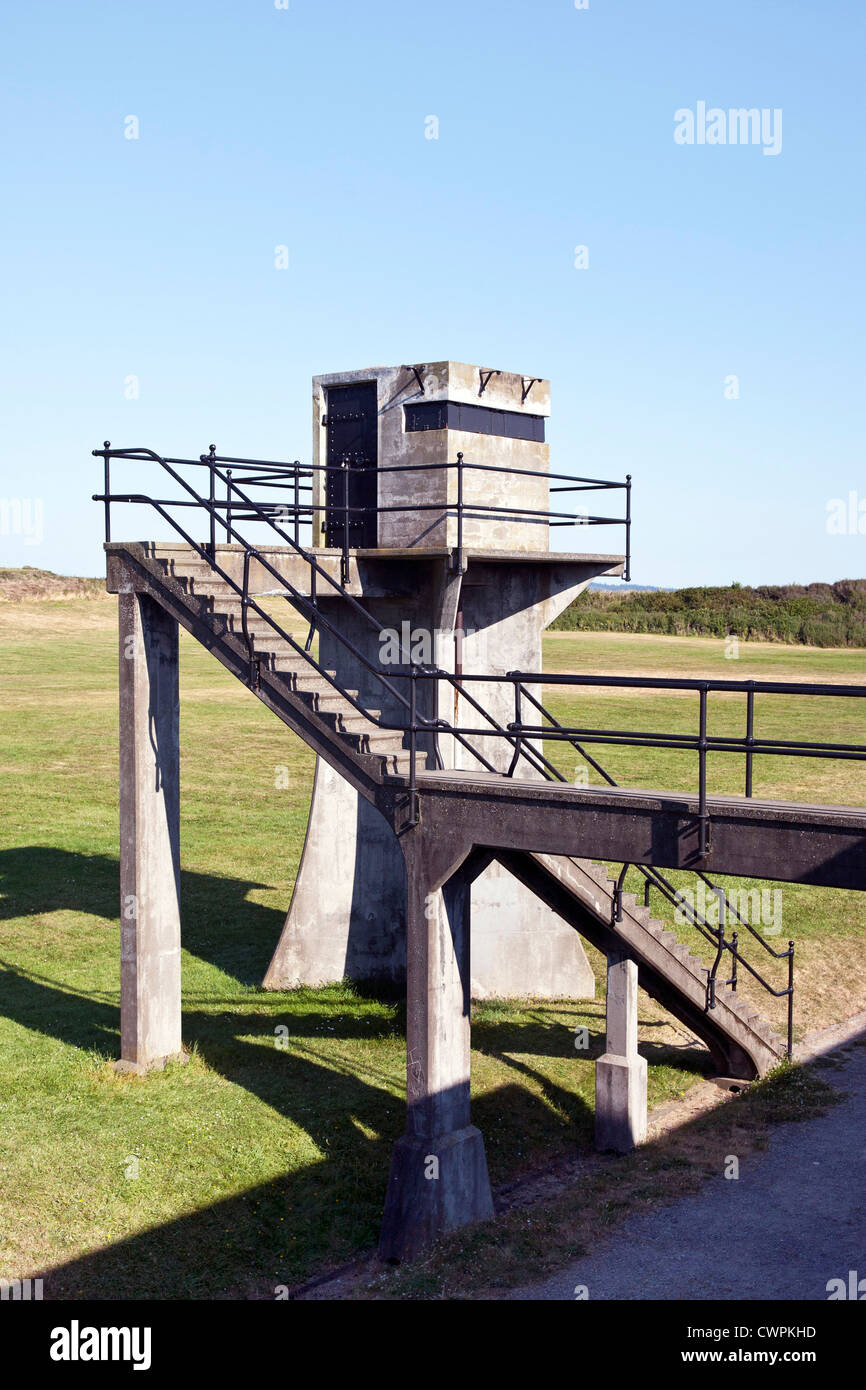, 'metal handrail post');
787,942,795,1058
507,680,524,776
612,863,629,924
456,451,465,573
342,460,349,586
409,667,419,825
698,685,709,858
207,446,216,554
745,686,755,797
103,443,111,542
624,474,632,581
